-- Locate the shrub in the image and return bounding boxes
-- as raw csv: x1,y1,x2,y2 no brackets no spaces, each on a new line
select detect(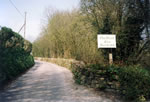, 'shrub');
119,65,150,100
0,27,34,85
